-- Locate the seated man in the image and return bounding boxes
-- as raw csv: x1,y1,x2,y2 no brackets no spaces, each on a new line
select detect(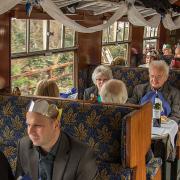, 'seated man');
100,79,128,104
16,100,98,180
128,60,180,123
